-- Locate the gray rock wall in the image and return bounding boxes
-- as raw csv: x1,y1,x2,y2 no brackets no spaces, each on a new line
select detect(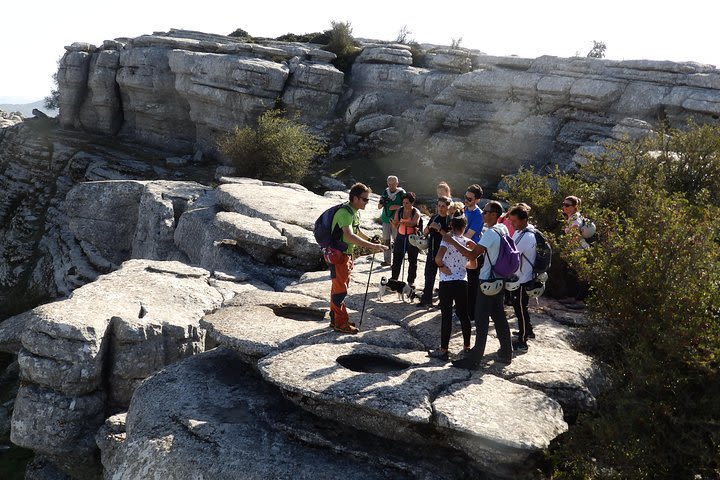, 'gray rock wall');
56,30,720,188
